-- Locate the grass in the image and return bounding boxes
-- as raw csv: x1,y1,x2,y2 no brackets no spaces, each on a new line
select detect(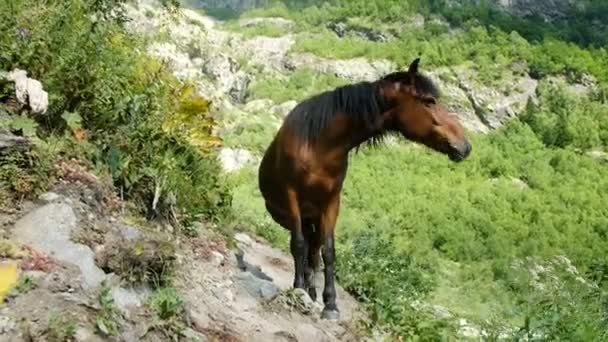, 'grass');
249,68,349,104
222,20,289,38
